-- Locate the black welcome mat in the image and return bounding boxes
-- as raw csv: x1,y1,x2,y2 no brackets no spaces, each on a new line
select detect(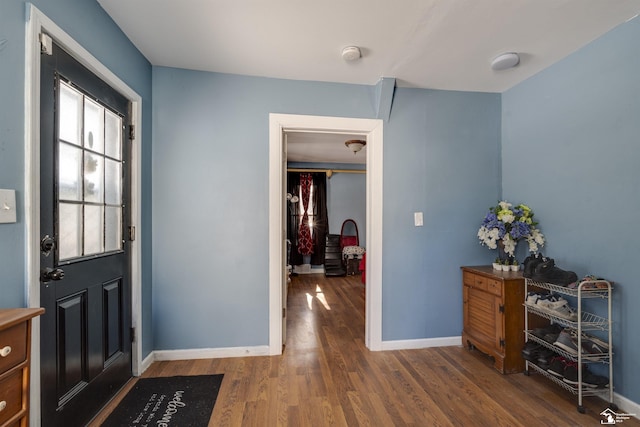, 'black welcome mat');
102,374,223,427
